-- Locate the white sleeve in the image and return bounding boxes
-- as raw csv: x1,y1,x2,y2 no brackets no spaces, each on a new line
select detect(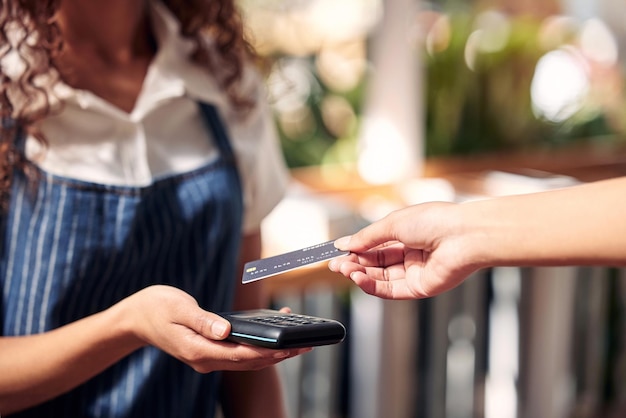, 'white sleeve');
228,71,291,234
